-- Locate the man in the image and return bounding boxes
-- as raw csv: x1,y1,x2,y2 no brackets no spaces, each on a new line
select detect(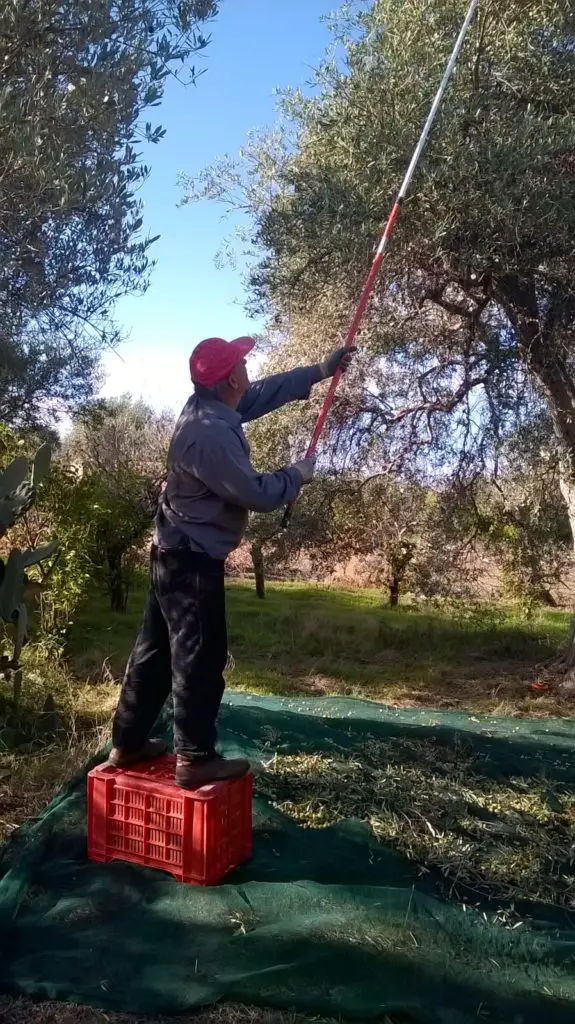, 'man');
110,335,355,787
